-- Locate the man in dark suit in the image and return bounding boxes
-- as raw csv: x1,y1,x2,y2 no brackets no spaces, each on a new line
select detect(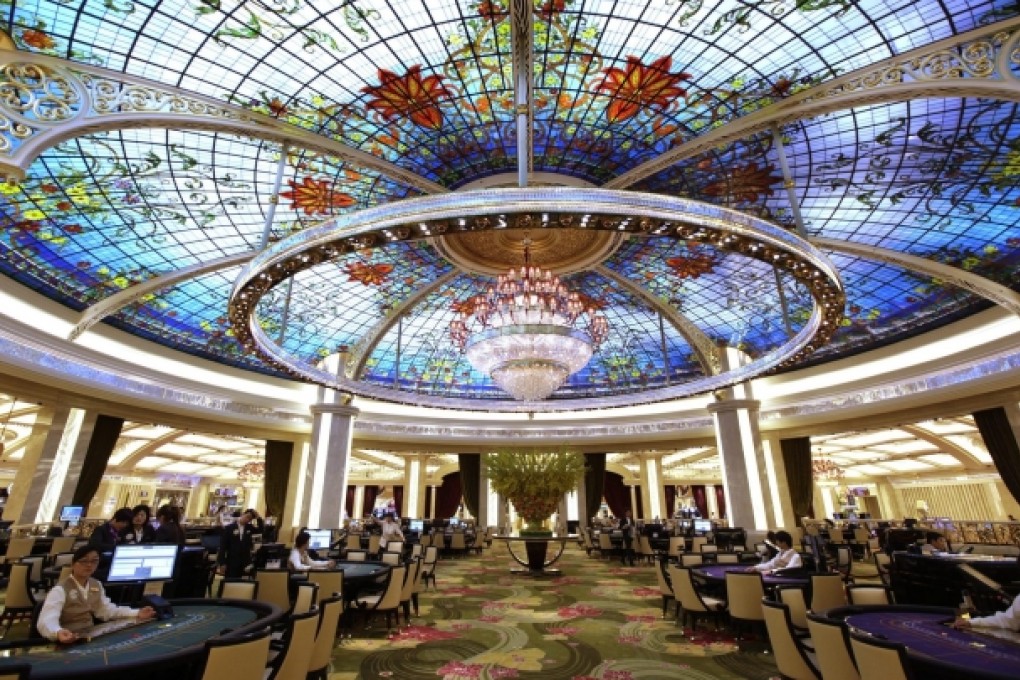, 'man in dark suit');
89,508,133,550
216,509,254,578
619,510,636,566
